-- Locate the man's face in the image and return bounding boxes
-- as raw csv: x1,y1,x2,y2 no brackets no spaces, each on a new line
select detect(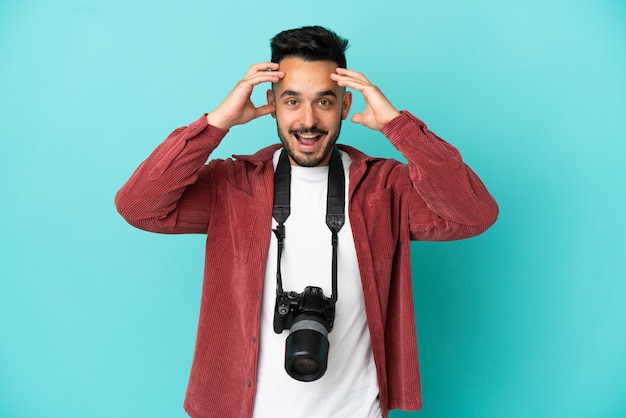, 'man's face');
267,57,352,167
